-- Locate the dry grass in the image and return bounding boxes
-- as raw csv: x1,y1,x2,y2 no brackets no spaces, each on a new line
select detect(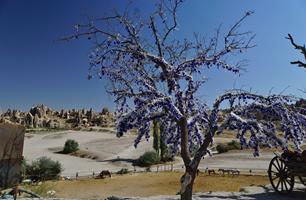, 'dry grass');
35,172,269,199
